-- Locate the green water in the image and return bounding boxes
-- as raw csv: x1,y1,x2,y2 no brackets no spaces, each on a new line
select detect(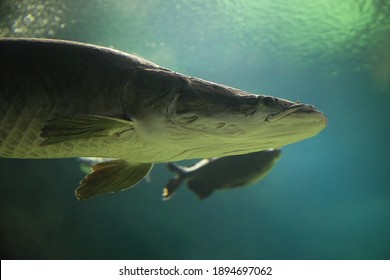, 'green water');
0,0,389,259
